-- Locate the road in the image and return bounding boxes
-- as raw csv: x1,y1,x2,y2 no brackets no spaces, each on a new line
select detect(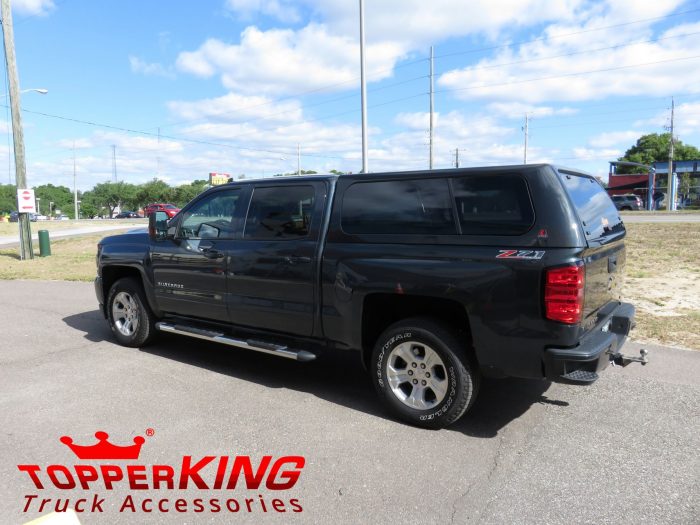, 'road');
622,212,700,222
0,224,145,248
0,281,697,524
